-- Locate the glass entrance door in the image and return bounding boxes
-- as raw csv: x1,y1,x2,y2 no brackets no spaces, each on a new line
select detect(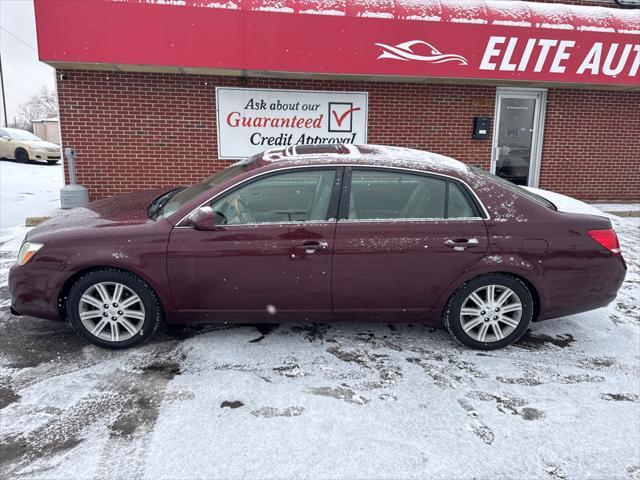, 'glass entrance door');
492,89,546,187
